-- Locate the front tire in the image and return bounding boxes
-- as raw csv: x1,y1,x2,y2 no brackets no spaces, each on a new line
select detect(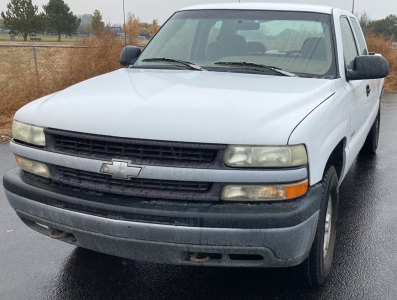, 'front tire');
298,166,339,286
